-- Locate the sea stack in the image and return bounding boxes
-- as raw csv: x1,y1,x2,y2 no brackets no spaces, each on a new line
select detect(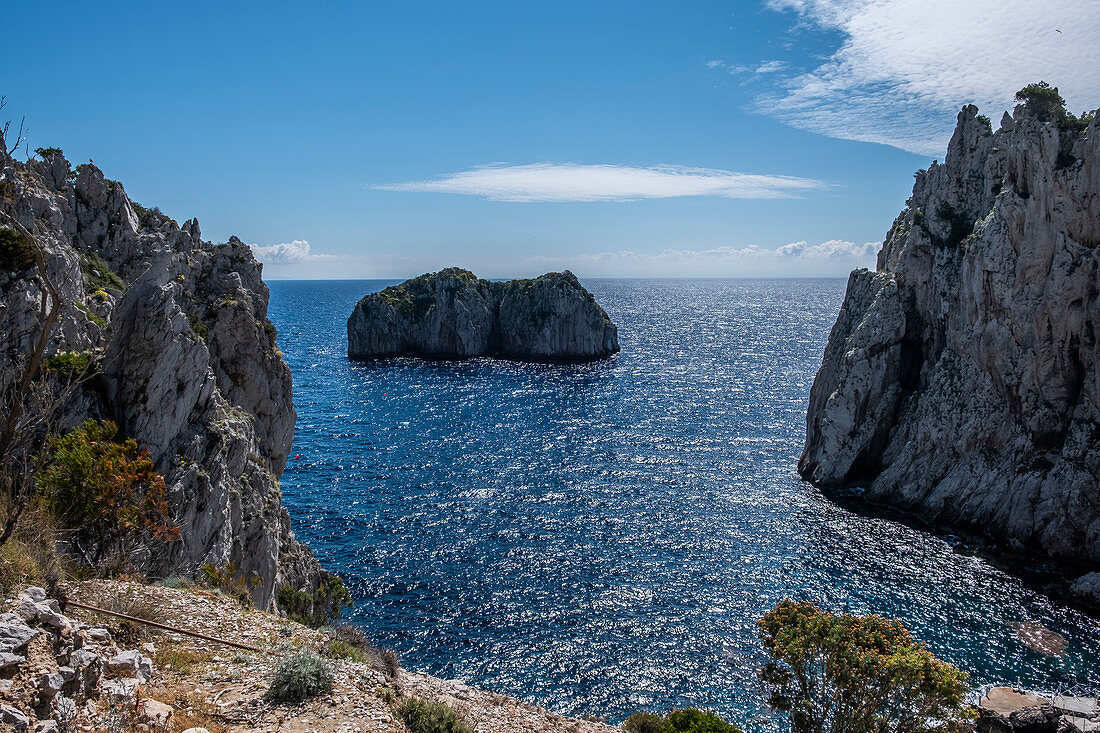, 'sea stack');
347,268,619,362
799,98,1100,603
